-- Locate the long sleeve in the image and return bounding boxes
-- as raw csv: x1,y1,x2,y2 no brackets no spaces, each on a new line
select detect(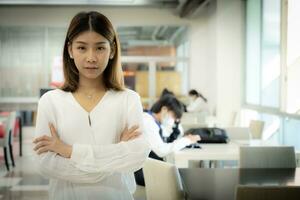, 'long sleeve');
187,97,207,112
69,91,150,174
35,94,110,184
143,113,192,158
